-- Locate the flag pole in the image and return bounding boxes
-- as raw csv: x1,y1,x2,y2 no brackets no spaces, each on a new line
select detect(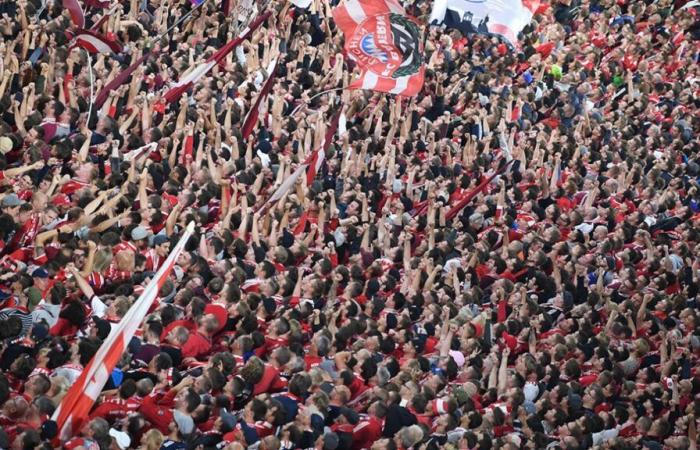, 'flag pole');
85,49,95,130
157,0,207,42
290,87,345,116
